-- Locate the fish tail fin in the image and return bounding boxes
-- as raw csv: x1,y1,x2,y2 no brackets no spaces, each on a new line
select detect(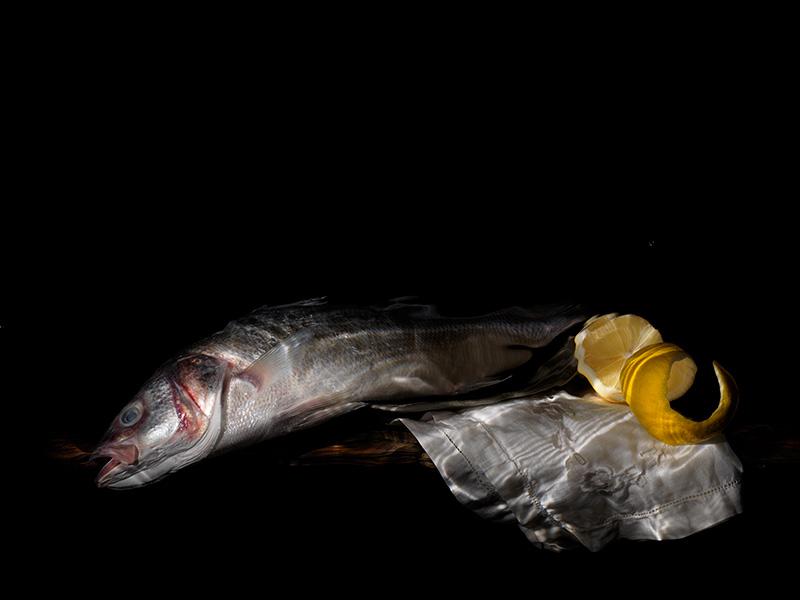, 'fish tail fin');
515,334,580,396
